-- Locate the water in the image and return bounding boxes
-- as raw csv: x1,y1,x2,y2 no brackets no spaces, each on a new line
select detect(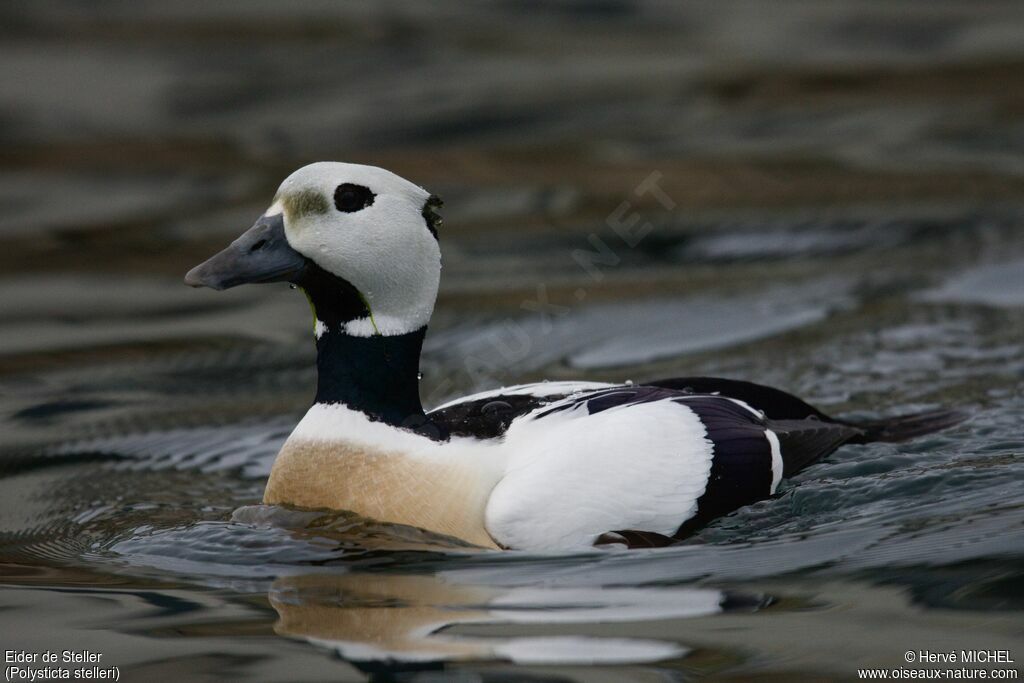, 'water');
2,3,1023,681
